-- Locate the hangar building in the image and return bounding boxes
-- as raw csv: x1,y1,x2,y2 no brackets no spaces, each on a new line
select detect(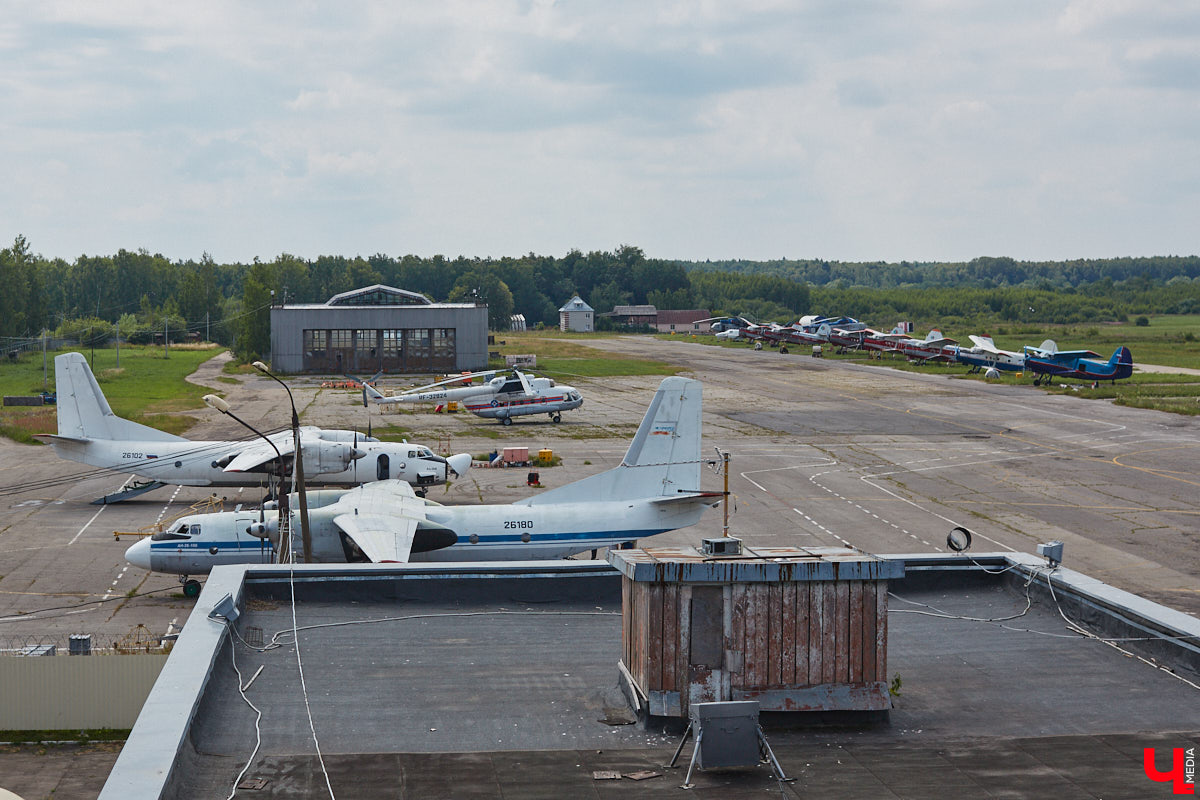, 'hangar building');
269,285,489,374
